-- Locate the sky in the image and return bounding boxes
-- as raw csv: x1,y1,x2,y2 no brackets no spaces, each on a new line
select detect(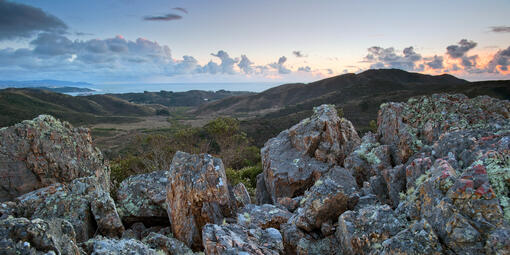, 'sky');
0,0,509,84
